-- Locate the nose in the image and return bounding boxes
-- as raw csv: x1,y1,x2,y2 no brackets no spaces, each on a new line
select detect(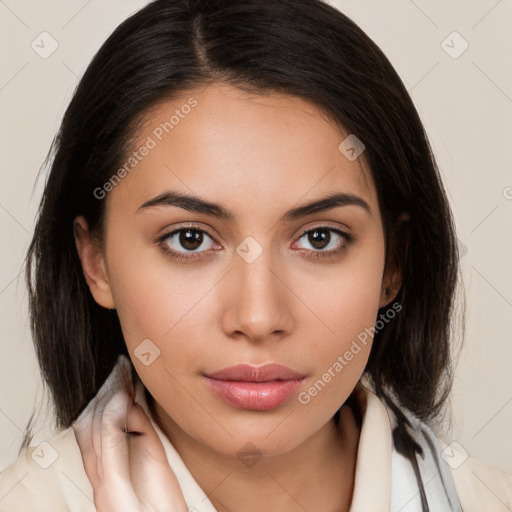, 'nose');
220,243,294,345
